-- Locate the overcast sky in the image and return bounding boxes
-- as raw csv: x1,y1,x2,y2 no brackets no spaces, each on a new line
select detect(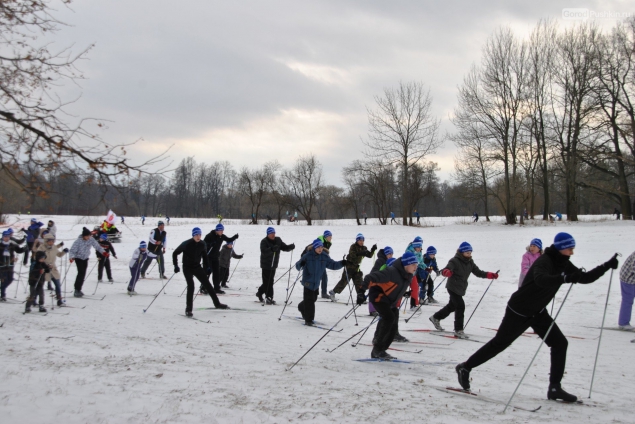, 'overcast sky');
50,0,632,185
